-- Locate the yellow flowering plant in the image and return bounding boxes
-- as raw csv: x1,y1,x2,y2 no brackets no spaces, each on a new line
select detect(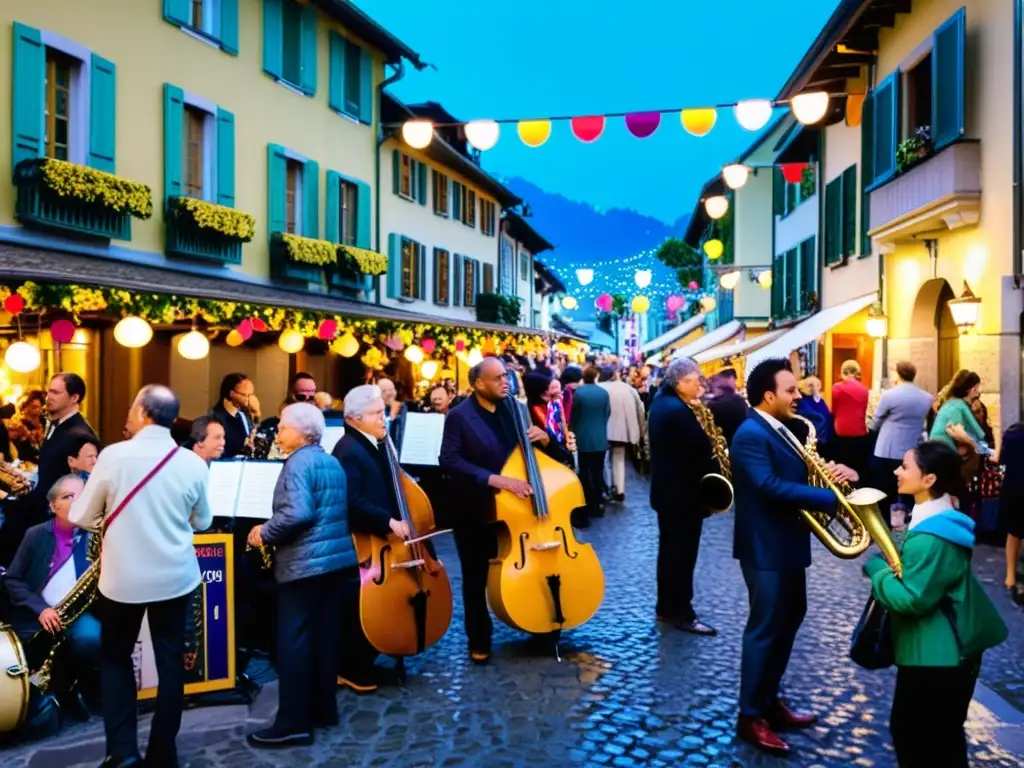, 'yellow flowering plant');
169,197,256,242
20,158,153,219
340,246,388,276
276,232,338,267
